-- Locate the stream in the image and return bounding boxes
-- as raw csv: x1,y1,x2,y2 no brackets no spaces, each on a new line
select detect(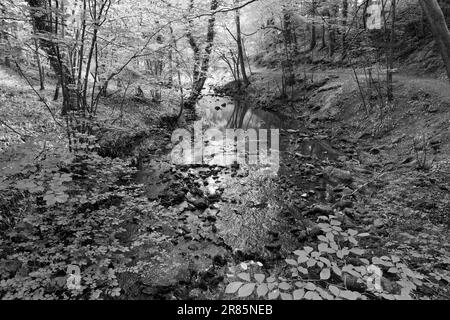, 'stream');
129,93,343,299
